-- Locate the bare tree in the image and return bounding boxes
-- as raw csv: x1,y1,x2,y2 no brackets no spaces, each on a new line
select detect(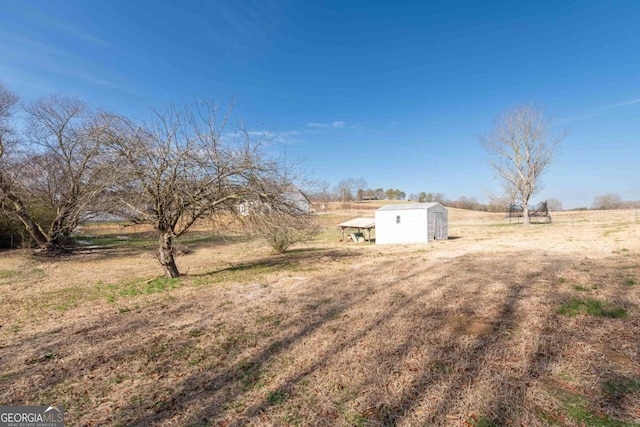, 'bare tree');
0,84,26,245
306,179,331,210
1,91,110,251
480,104,564,225
336,178,357,204
105,101,292,278
592,193,622,210
0,83,18,155
487,193,511,212
354,178,367,202
546,198,563,212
